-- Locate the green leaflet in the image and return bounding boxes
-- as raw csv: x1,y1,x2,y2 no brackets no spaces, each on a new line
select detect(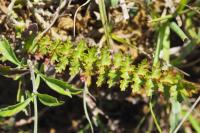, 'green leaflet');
69,40,87,76
37,93,64,107
74,40,87,59
0,37,22,67
55,56,69,73
83,48,98,73
113,52,123,68
131,74,142,93
120,56,132,91
55,40,73,73
107,52,123,87
145,78,154,96
137,59,149,76
96,49,111,86
0,97,32,117
69,59,80,77
40,74,82,97
108,69,118,87
151,65,161,80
